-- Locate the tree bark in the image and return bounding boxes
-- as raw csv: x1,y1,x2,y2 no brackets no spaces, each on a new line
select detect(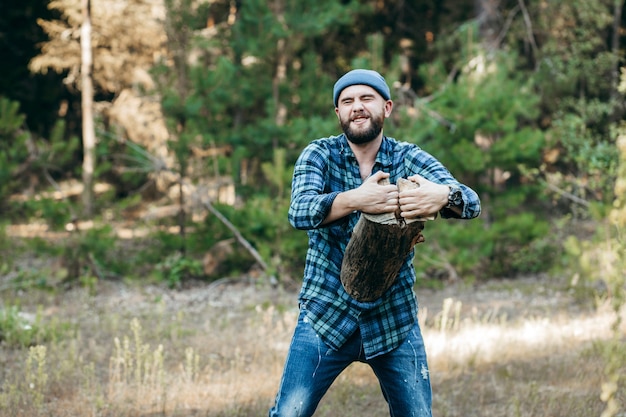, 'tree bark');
340,178,431,302
81,0,95,218
476,0,501,50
